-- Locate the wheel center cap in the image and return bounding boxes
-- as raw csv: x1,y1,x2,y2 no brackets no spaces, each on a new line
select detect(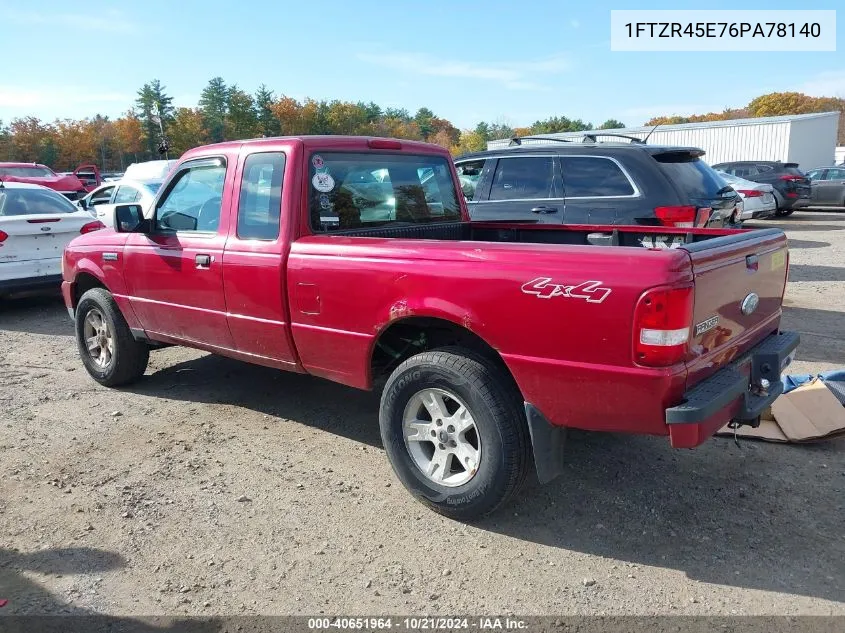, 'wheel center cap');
438,430,449,443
